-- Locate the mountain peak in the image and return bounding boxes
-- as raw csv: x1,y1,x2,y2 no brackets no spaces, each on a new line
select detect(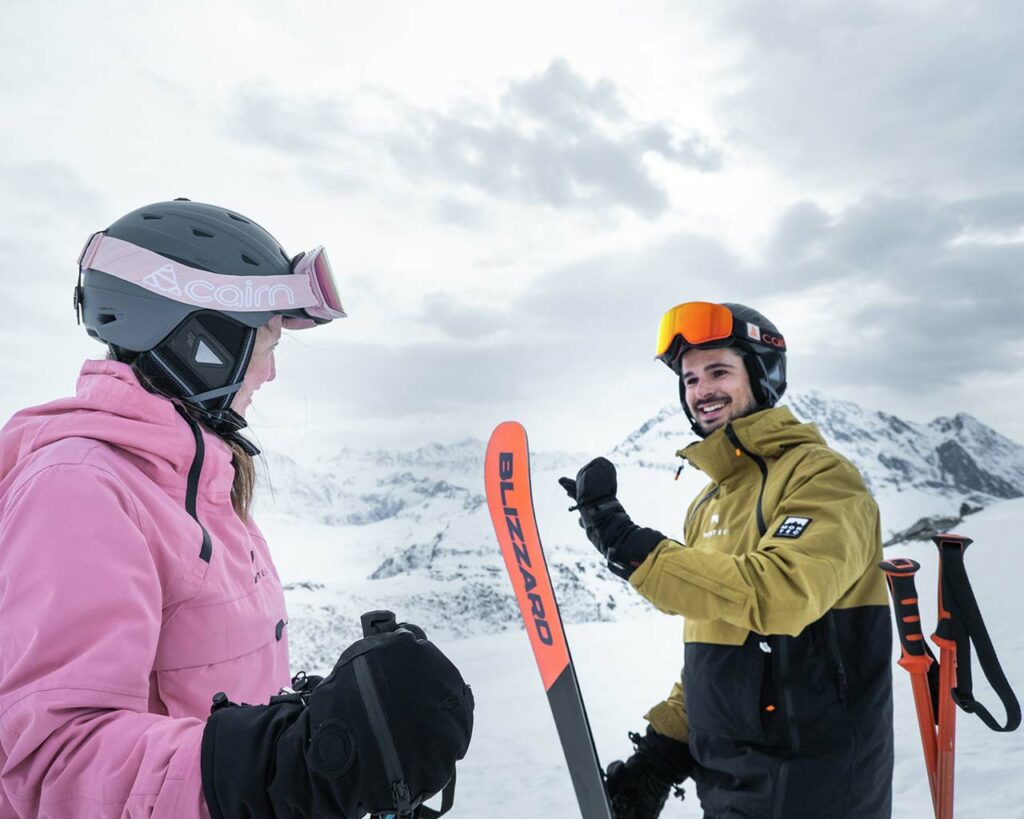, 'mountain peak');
606,390,1024,506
